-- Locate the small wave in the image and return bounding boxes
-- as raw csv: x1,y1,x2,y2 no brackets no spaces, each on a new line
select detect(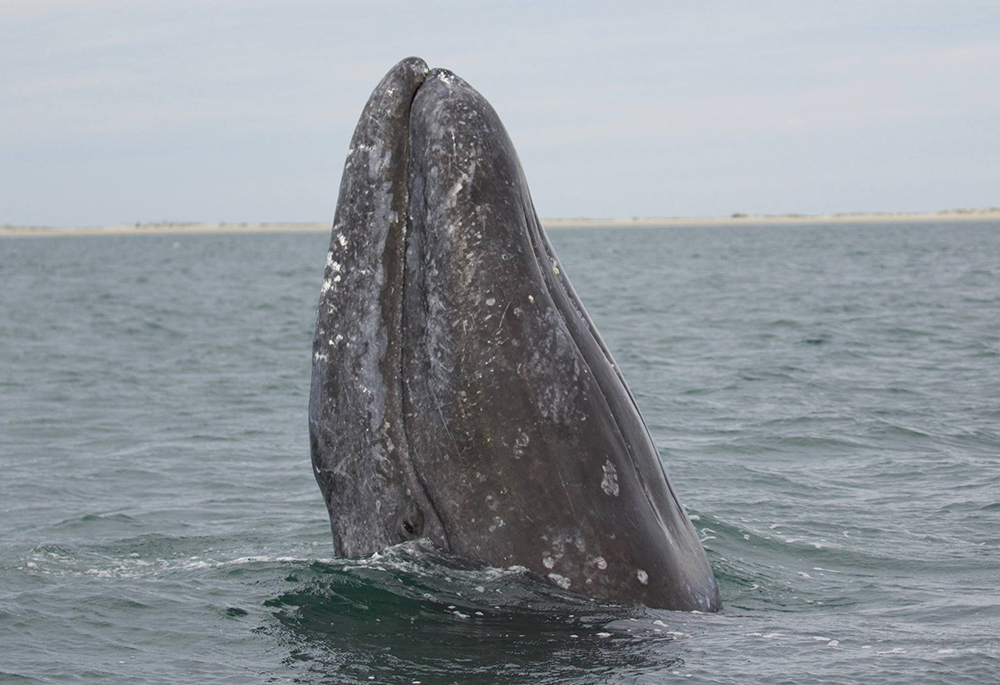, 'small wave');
51,512,140,530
